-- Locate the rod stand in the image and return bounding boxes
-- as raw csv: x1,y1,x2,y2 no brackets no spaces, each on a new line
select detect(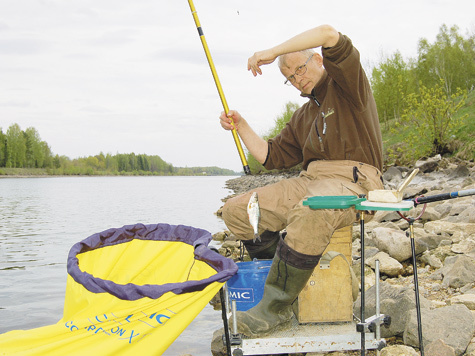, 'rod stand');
397,211,425,356
359,208,367,355
229,299,243,348
357,254,389,354
219,288,232,356
408,220,424,356
357,314,391,333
